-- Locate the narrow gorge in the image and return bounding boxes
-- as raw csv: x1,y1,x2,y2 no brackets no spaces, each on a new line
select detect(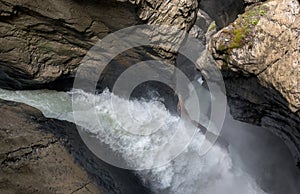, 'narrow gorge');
0,0,299,193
